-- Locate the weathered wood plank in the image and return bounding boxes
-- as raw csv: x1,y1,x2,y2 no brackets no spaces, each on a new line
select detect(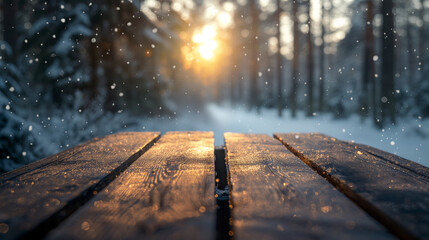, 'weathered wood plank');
0,137,103,183
275,133,429,240
225,133,392,240
354,142,429,178
46,131,215,240
0,132,160,240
